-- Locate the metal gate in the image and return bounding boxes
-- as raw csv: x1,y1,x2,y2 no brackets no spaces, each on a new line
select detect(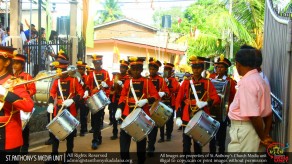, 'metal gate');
262,0,291,147
23,37,72,76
